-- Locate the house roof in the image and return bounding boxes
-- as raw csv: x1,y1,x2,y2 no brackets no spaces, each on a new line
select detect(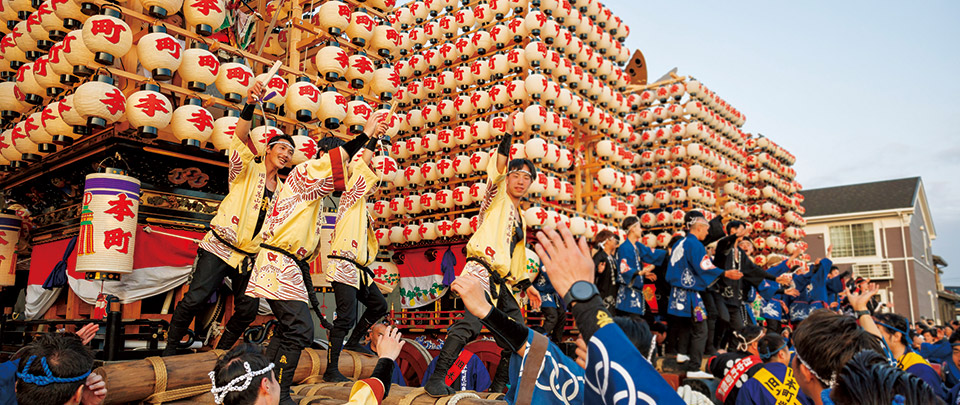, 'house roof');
800,177,920,218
